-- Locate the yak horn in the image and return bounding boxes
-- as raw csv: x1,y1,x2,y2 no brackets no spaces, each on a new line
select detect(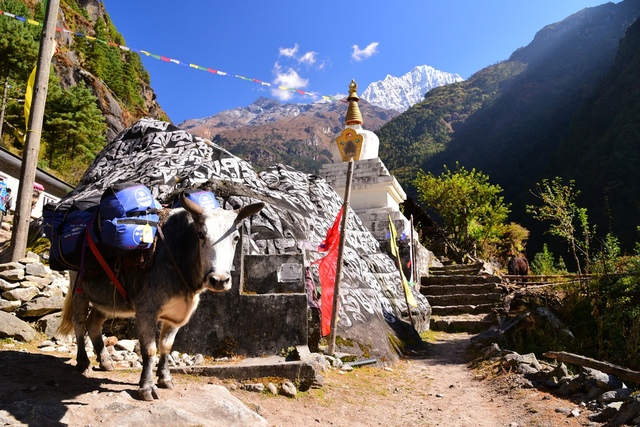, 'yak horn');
179,192,205,216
